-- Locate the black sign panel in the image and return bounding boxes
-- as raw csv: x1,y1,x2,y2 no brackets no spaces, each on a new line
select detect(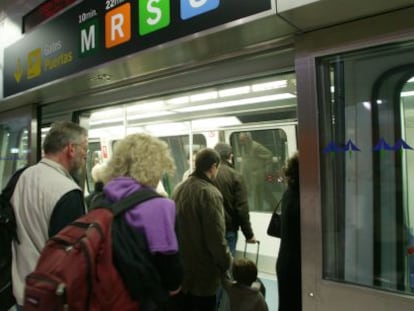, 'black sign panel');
3,0,275,97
